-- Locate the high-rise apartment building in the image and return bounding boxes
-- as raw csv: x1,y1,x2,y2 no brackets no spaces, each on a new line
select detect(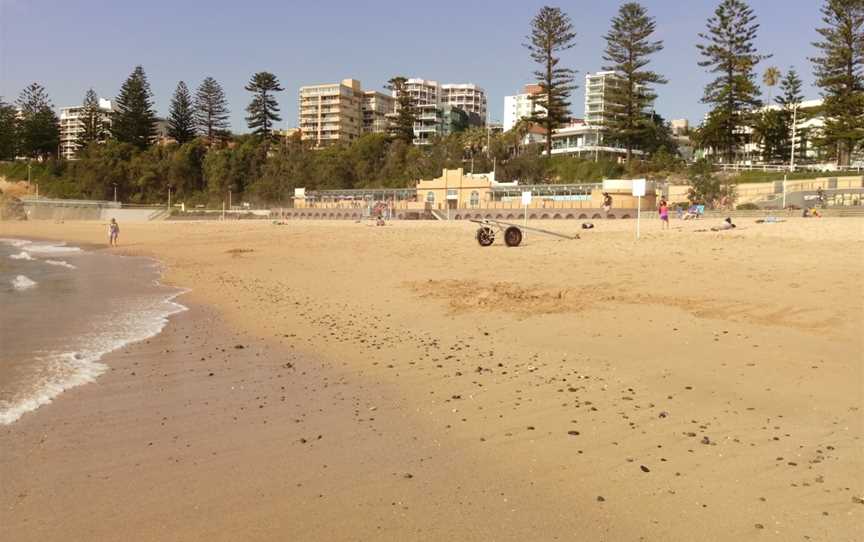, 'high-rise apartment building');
362,91,395,134
584,71,627,127
399,78,486,144
298,79,397,147
298,79,365,147
58,98,114,160
403,78,442,144
503,84,544,131
441,83,487,120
